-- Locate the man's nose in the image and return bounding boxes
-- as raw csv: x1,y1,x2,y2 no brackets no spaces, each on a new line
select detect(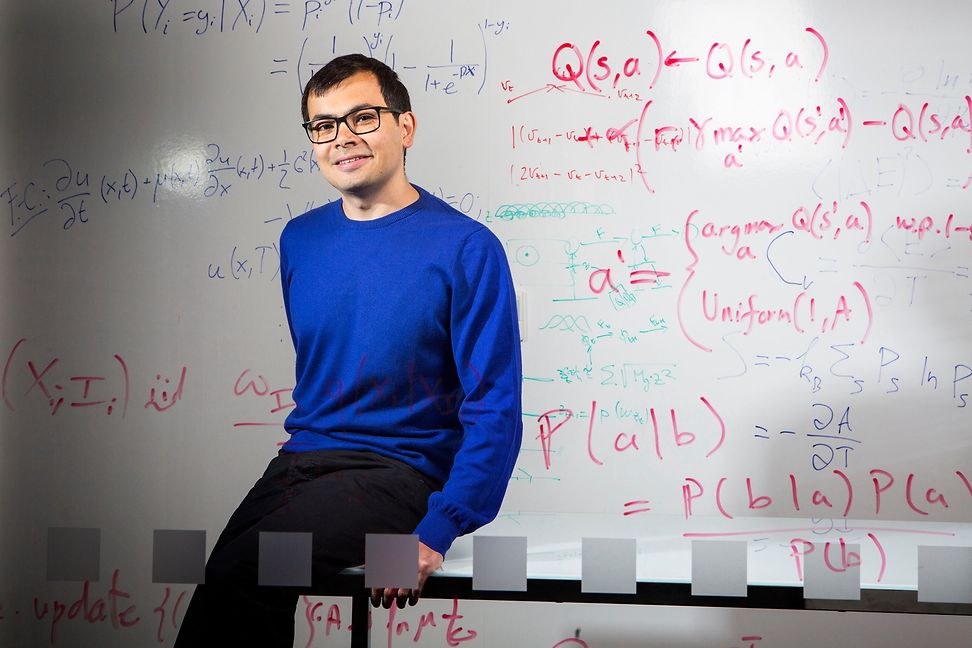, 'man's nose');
332,119,361,145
